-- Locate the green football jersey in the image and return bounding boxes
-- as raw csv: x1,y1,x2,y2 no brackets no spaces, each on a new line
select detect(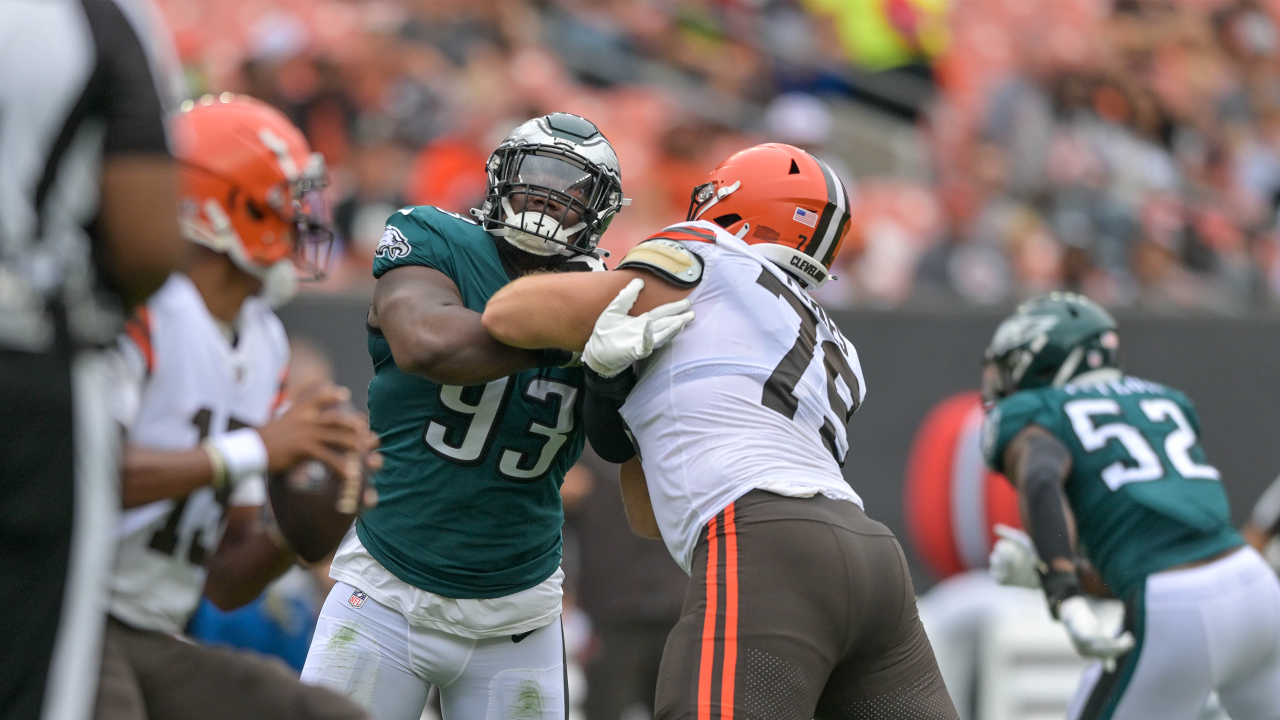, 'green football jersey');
361,205,585,599
983,373,1242,600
